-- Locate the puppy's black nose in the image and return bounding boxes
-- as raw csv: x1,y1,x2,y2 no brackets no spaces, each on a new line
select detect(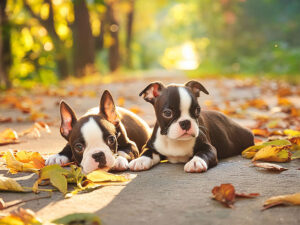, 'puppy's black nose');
92,152,106,168
179,120,191,131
